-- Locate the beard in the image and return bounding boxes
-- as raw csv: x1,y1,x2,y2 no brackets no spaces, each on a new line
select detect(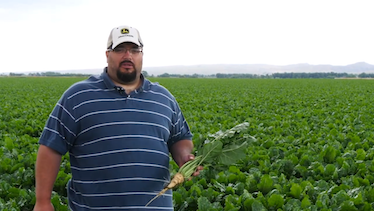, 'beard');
116,69,137,83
